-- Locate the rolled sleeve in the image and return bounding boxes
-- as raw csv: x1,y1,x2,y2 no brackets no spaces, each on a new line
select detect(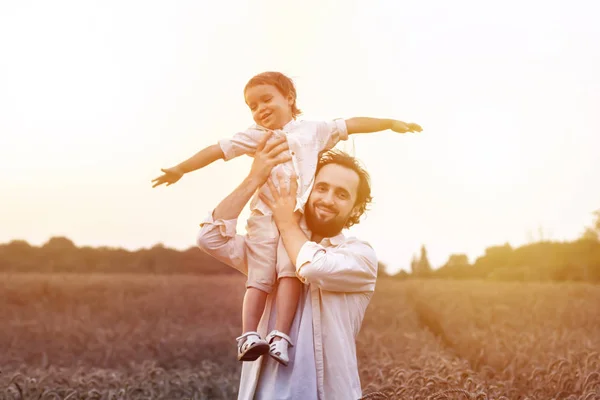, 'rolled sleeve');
333,118,349,141
197,212,248,275
218,128,263,161
316,119,349,152
199,213,237,237
295,241,321,284
295,239,377,293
